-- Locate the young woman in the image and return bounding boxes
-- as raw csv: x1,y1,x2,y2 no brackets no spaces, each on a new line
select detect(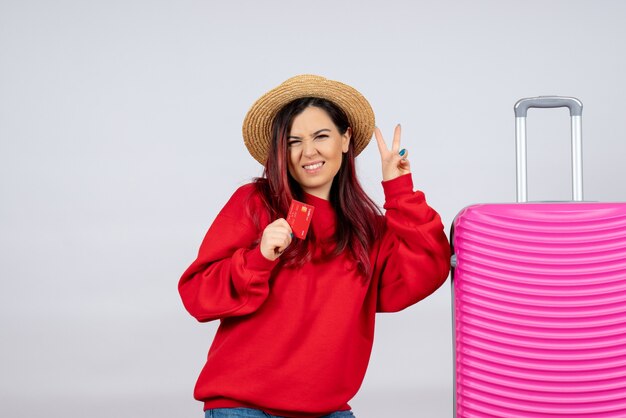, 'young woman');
179,75,451,418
